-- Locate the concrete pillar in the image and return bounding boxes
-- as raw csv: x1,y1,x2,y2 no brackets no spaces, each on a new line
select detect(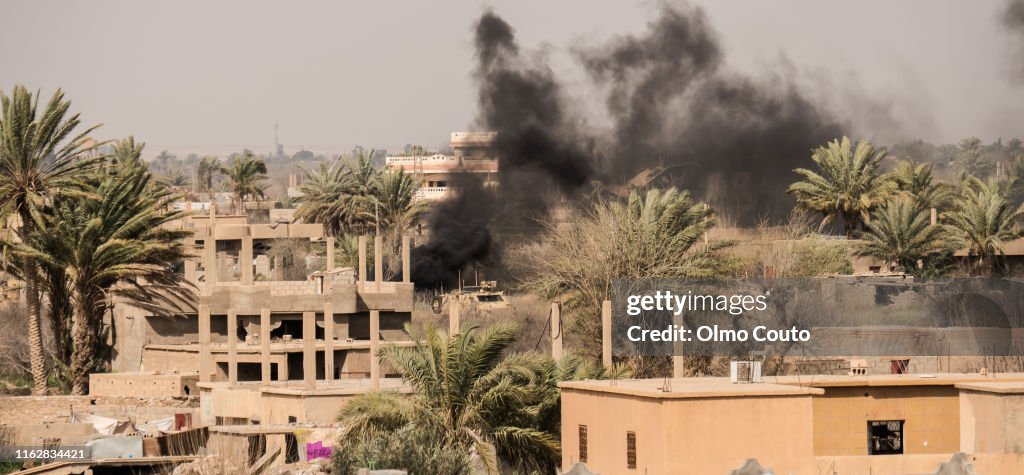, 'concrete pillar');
374,234,383,291
602,300,612,370
402,235,411,284
551,302,563,361
240,237,253,284
303,311,316,390
199,304,212,382
673,311,685,378
358,235,367,291
326,237,335,271
370,310,380,389
930,207,938,225
324,302,335,383
203,237,217,294
261,308,271,386
449,298,460,336
227,310,238,384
